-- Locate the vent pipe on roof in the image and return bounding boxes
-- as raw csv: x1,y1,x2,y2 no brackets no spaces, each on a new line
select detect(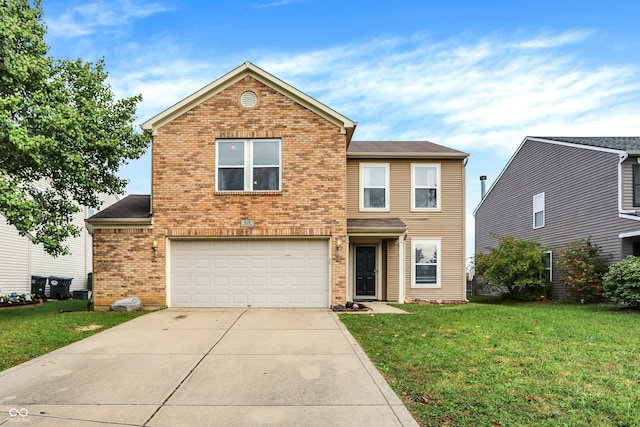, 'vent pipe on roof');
480,175,487,199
